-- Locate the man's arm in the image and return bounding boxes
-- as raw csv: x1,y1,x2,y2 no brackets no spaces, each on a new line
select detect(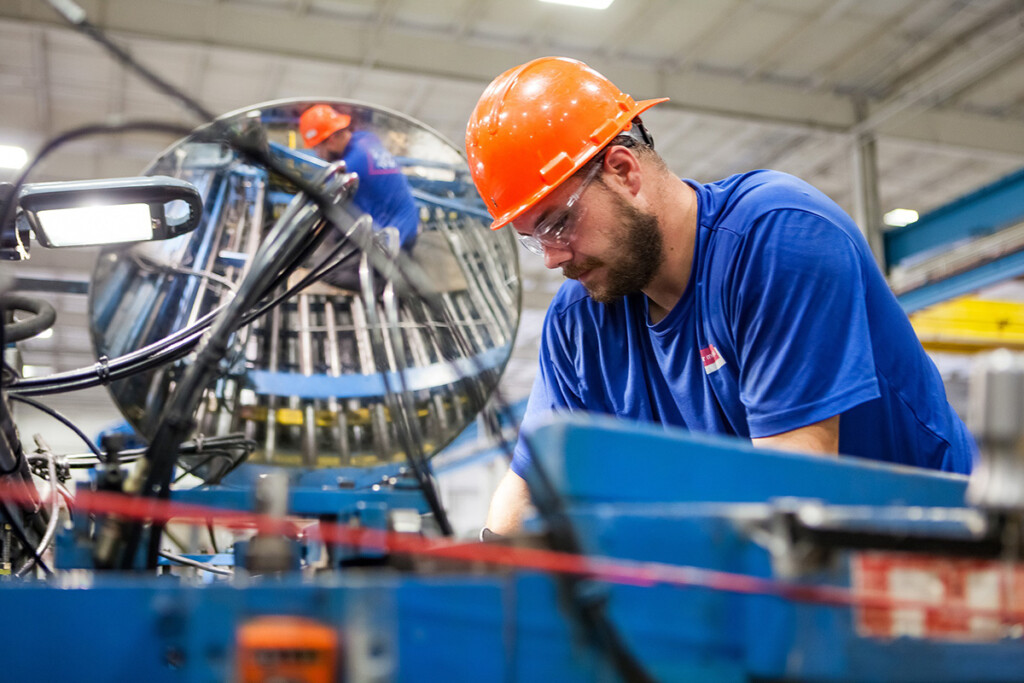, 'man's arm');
485,469,532,535
751,414,839,455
